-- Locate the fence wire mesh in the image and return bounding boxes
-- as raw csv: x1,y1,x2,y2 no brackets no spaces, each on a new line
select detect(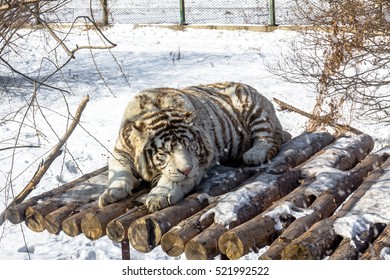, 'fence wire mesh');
33,0,301,25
